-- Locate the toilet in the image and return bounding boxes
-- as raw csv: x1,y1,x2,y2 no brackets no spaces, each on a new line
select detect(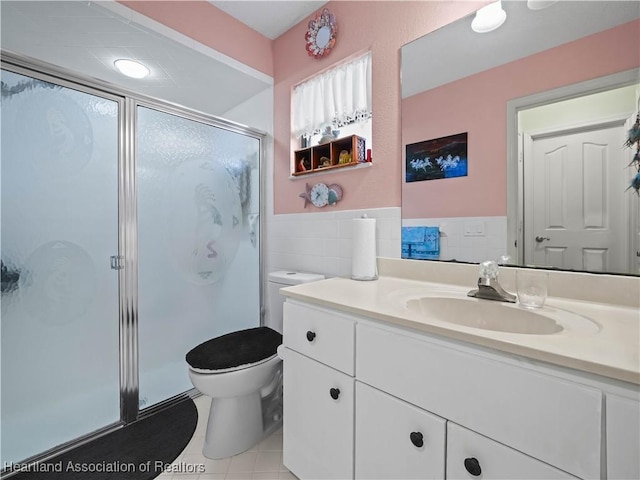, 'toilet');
186,270,324,459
